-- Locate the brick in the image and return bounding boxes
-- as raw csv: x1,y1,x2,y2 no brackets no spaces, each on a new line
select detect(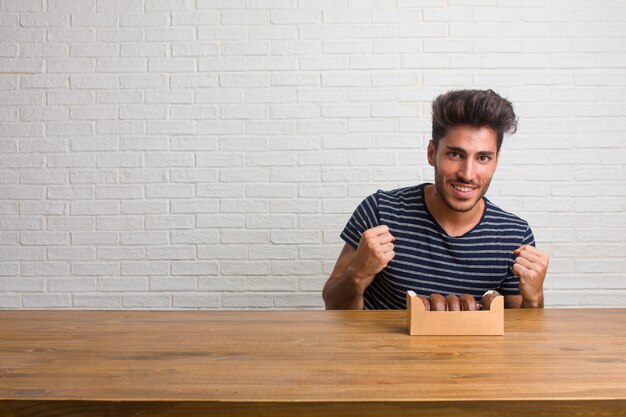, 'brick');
299,55,347,70
96,216,144,231
220,73,269,88
221,261,270,275
171,230,219,244
169,168,219,182
146,246,195,260
98,57,148,74
198,244,247,259
247,277,296,291
97,28,143,42
48,277,97,292
73,294,123,308
249,26,297,41
198,26,247,41
19,232,69,246
146,184,194,198
273,293,322,308
120,13,169,27
96,0,143,12
71,232,118,245
146,215,195,230
48,28,95,42
0,28,44,43
0,263,18,276
122,262,168,276
195,0,246,8
22,261,70,276
222,293,273,308
121,200,168,215
220,168,270,183
271,10,322,24
70,201,118,215
20,75,66,89
71,13,116,27
0,0,44,12
23,294,72,308
172,293,221,308
221,10,268,25
123,294,172,308
48,216,95,232
120,231,168,245
172,262,218,276
150,277,197,291
221,230,268,244
48,247,95,261
171,199,219,214
71,44,117,57
197,214,245,230
120,169,167,184
147,0,193,11
220,199,268,213
171,11,218,25
98,247,144,260
197,184,244,198
270,199,319,214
